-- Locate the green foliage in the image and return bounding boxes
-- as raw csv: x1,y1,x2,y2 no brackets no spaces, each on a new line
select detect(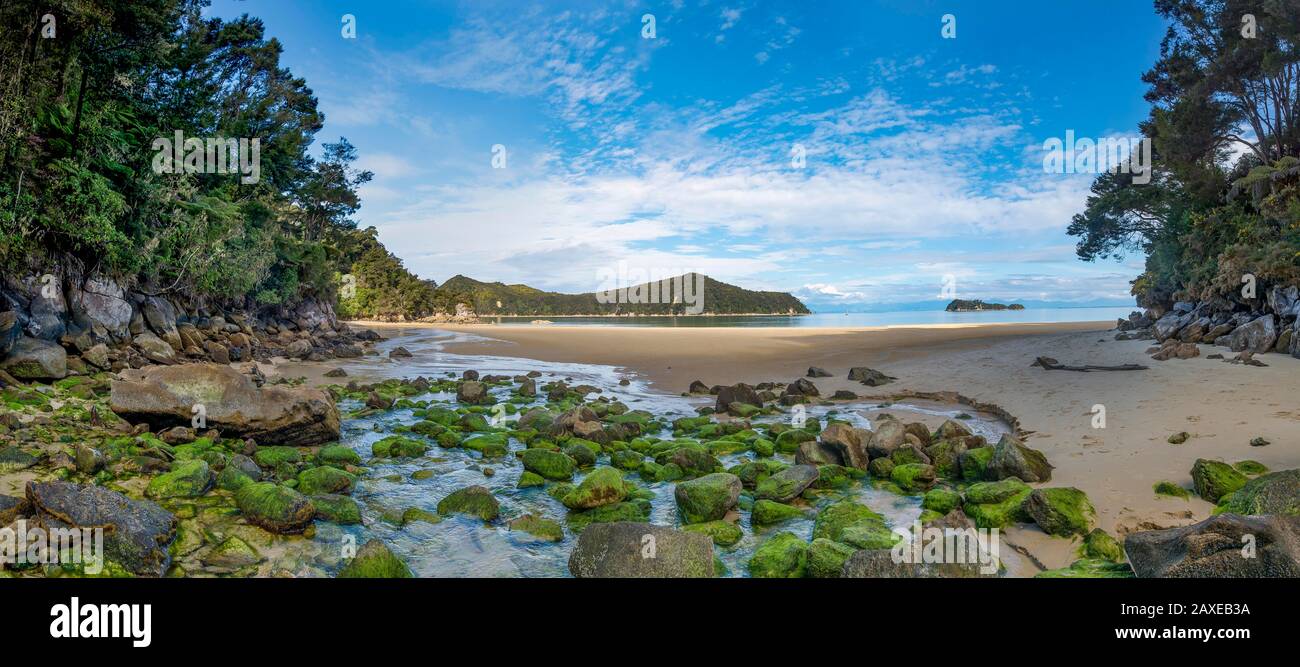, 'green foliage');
1067,0,1300,307
0,0,428,317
